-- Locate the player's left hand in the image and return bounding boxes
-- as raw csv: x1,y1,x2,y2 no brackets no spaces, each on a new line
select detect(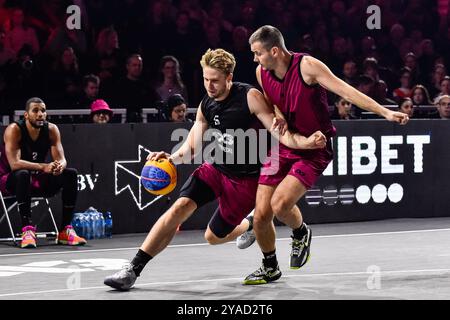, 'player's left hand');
385,110,409,125
271,117,288,136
